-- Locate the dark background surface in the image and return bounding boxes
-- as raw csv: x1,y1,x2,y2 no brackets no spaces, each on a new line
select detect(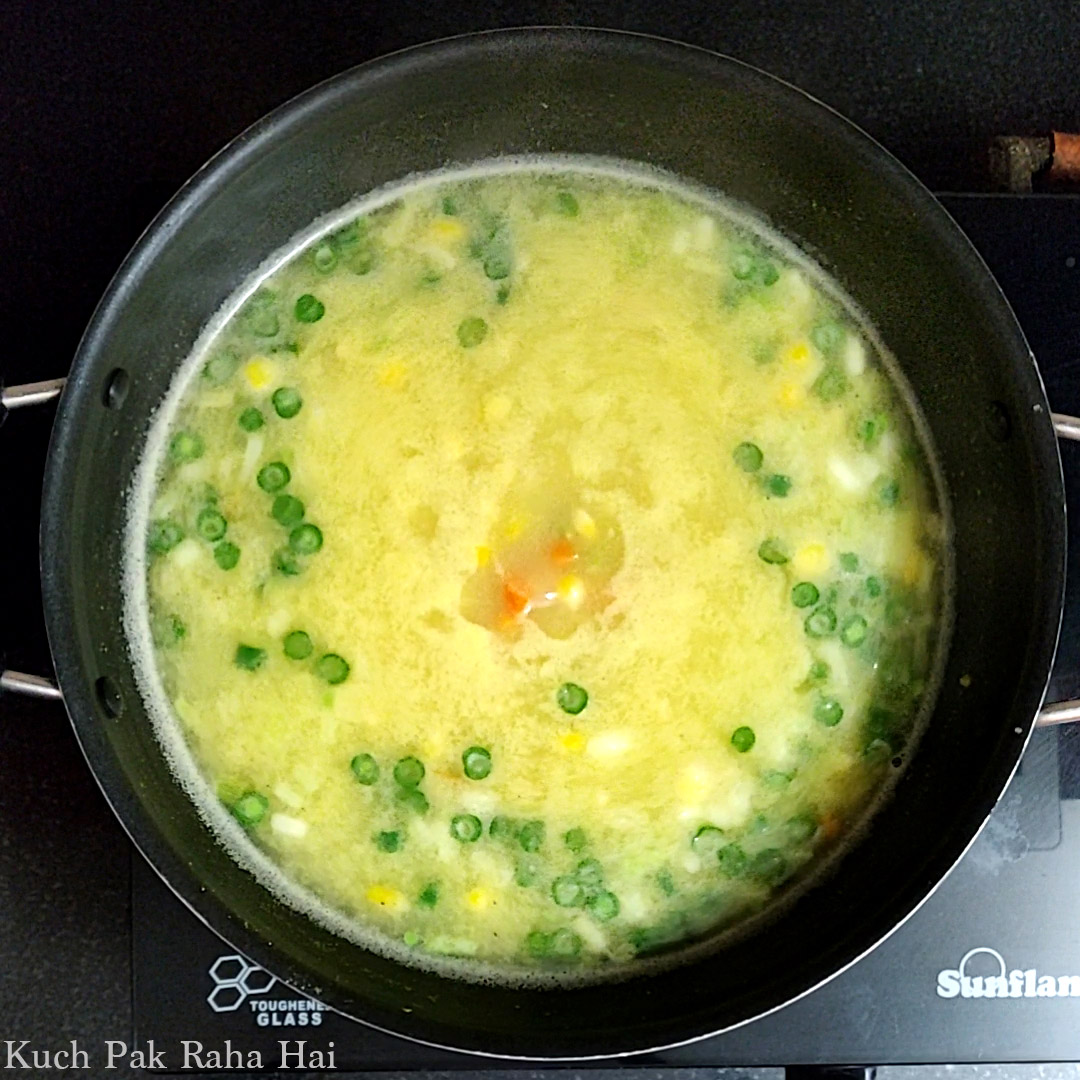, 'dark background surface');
2,1,1079,1074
